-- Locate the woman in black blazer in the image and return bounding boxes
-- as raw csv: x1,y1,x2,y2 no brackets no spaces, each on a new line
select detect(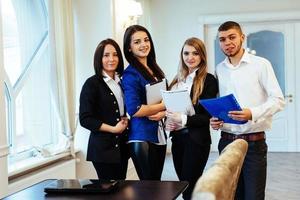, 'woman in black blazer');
79,39,129,180
166,38,218,200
